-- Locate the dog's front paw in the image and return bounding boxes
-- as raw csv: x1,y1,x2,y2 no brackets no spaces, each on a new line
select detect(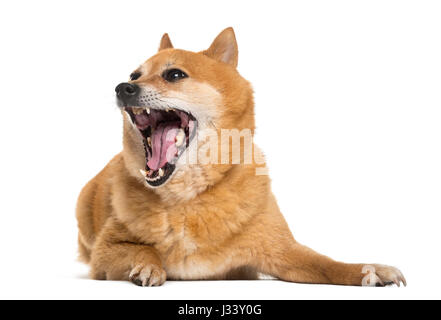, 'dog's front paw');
362,264,406,287
129,263,167,287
